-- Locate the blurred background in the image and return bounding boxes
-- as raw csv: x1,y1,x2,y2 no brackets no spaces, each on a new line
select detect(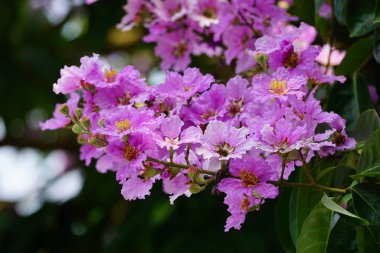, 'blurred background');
0,0,282,252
